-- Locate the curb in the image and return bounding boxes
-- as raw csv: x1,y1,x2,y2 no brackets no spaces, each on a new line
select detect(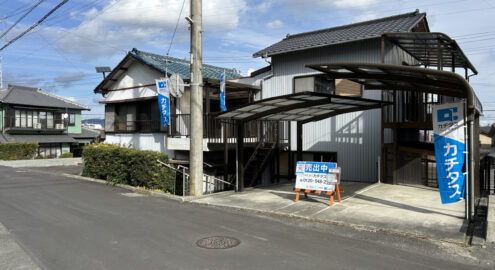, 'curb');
61,173,236,203
188,199,469,247
61,173,469,247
